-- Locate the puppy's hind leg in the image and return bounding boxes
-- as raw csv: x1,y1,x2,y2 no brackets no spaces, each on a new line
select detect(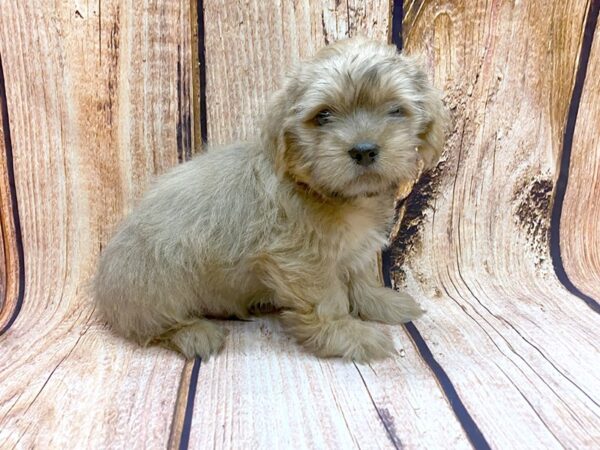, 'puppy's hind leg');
158,318,228,360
